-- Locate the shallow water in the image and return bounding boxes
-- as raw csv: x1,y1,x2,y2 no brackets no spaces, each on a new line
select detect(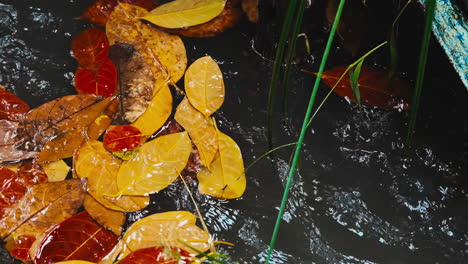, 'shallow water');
0,1,467,263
